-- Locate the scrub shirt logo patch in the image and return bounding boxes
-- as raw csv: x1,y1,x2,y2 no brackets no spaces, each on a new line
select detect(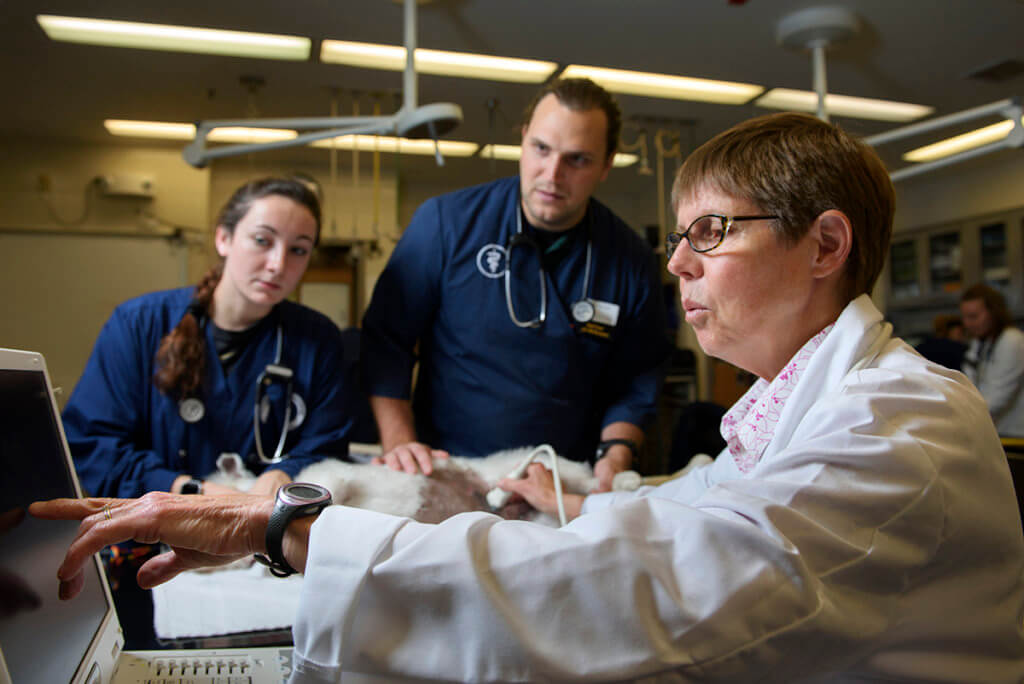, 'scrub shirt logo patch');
476,243,508,279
